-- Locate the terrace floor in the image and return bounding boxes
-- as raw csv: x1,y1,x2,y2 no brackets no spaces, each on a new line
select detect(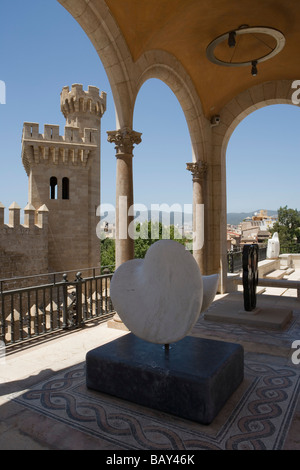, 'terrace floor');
1,270,300,451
